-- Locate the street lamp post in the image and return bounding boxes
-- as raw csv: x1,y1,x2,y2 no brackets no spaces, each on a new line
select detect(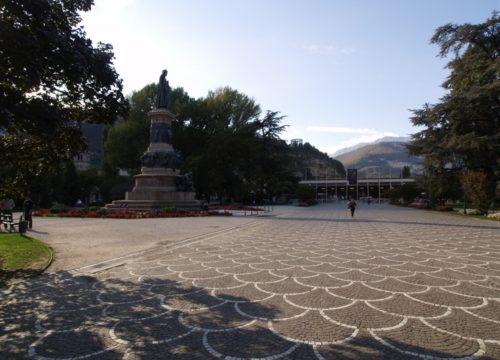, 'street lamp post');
325,167,328,203
378,171,381,204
